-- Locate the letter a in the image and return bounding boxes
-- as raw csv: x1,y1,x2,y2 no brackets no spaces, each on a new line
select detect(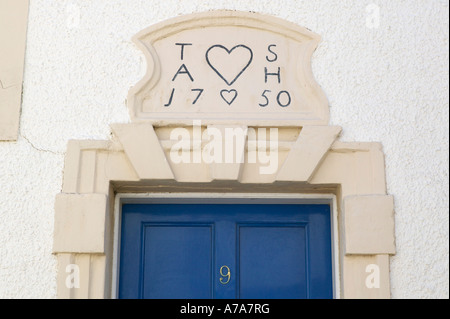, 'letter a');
172,64,194,82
